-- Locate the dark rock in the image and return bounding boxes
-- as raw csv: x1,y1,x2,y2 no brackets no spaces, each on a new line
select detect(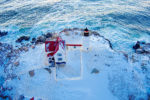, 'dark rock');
29,70,35,77
18,95,25,100
16,36,30,43
0,95,10,100
36,36,46,44
44,68,51,74
0,31,8,37
73,28,79,30
91,68,99,74
31,38,36,43
92,31,100,36
45,32,52,38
